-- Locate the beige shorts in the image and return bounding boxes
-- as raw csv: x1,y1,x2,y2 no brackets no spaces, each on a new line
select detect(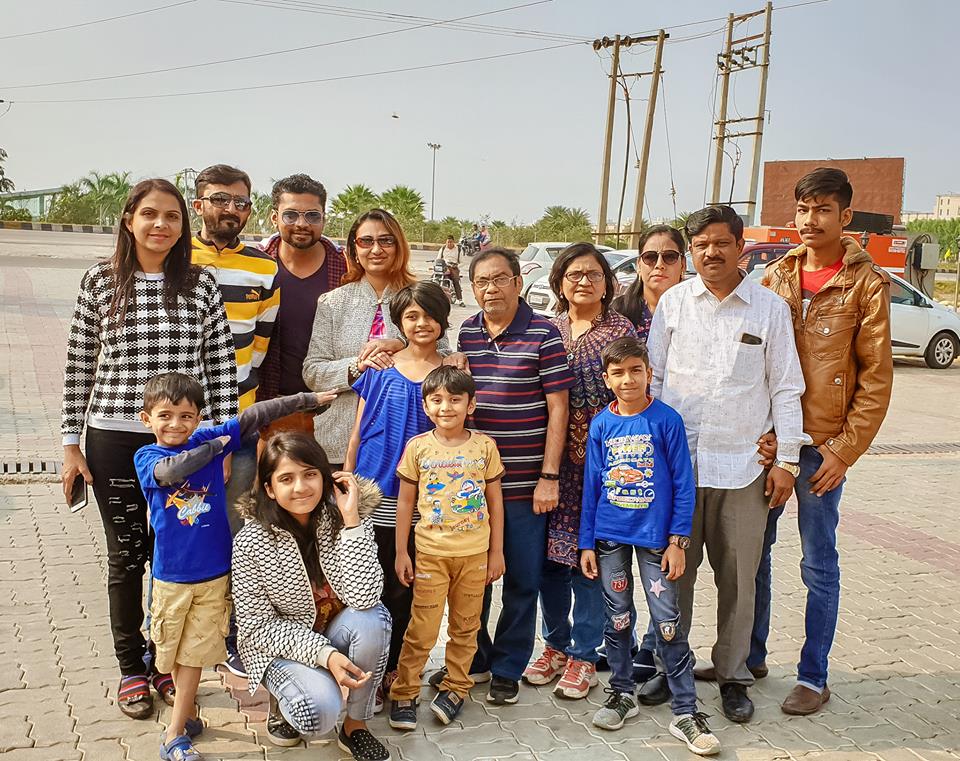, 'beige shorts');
150,574,231,674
